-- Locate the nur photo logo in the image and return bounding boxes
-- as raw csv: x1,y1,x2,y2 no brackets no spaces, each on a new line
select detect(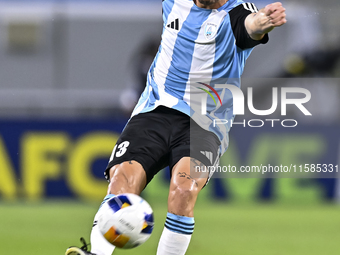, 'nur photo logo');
198,84,312,128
